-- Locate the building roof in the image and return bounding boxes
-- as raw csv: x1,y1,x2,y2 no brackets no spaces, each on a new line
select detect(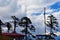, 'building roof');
2,33,25,37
